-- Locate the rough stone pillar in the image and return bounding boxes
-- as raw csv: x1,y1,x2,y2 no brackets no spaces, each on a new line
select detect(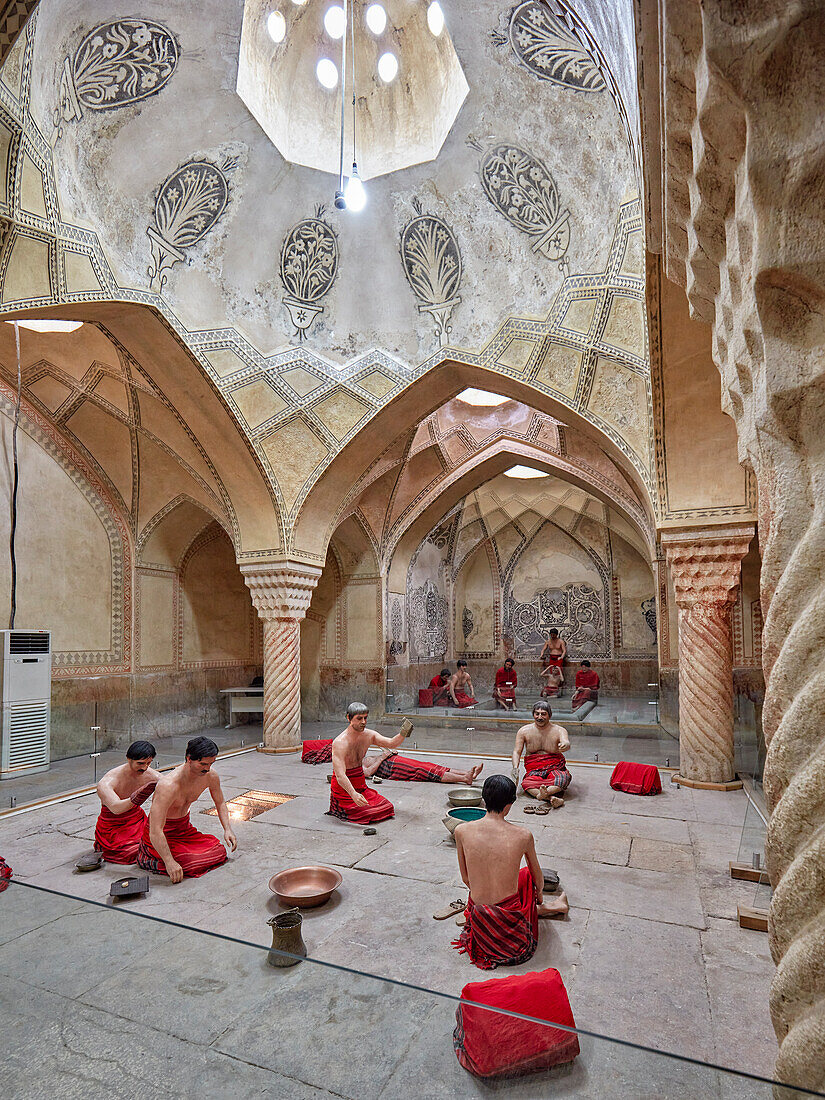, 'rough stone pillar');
662,527,753,786
241,562,321,750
